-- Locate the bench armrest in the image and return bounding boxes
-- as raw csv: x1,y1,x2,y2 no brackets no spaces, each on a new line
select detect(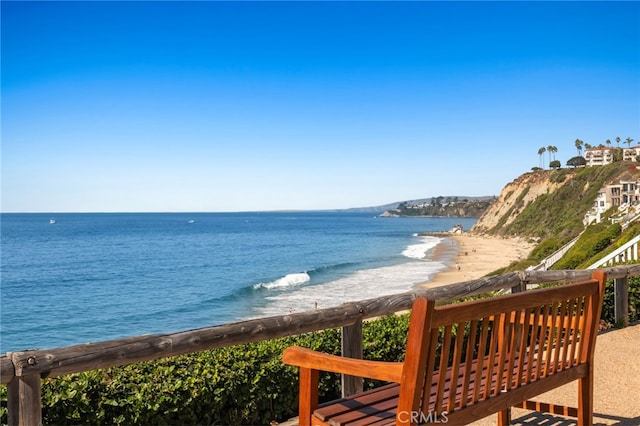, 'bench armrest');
283,346,403,383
